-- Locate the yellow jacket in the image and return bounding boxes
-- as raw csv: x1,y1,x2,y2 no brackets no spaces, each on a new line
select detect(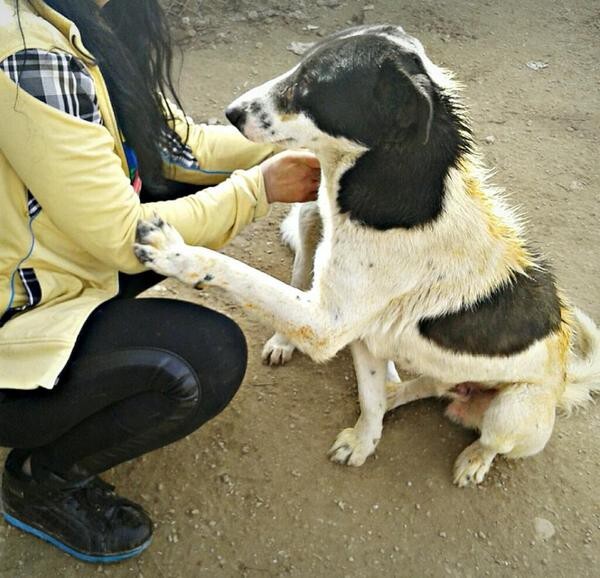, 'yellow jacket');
0,0,273,390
